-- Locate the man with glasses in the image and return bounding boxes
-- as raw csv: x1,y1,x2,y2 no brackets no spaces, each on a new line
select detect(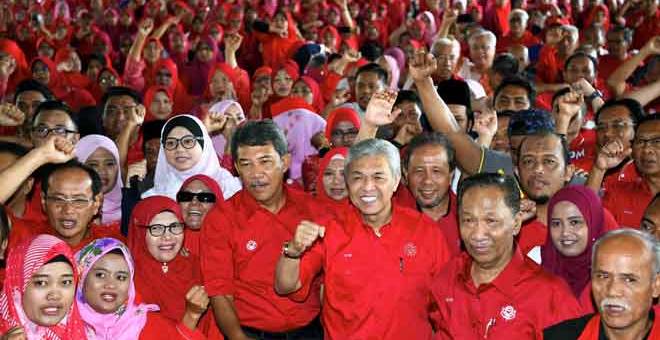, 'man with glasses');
599,26,633,81
101,86,146,165
0,80,54,142
590,115,660,227
30,100,79,148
